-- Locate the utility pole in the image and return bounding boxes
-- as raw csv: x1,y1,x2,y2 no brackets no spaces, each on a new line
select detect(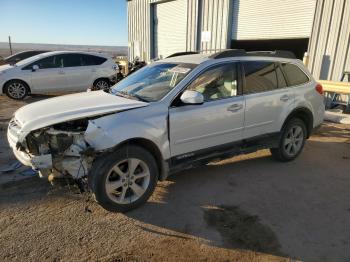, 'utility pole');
8,36,13,55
